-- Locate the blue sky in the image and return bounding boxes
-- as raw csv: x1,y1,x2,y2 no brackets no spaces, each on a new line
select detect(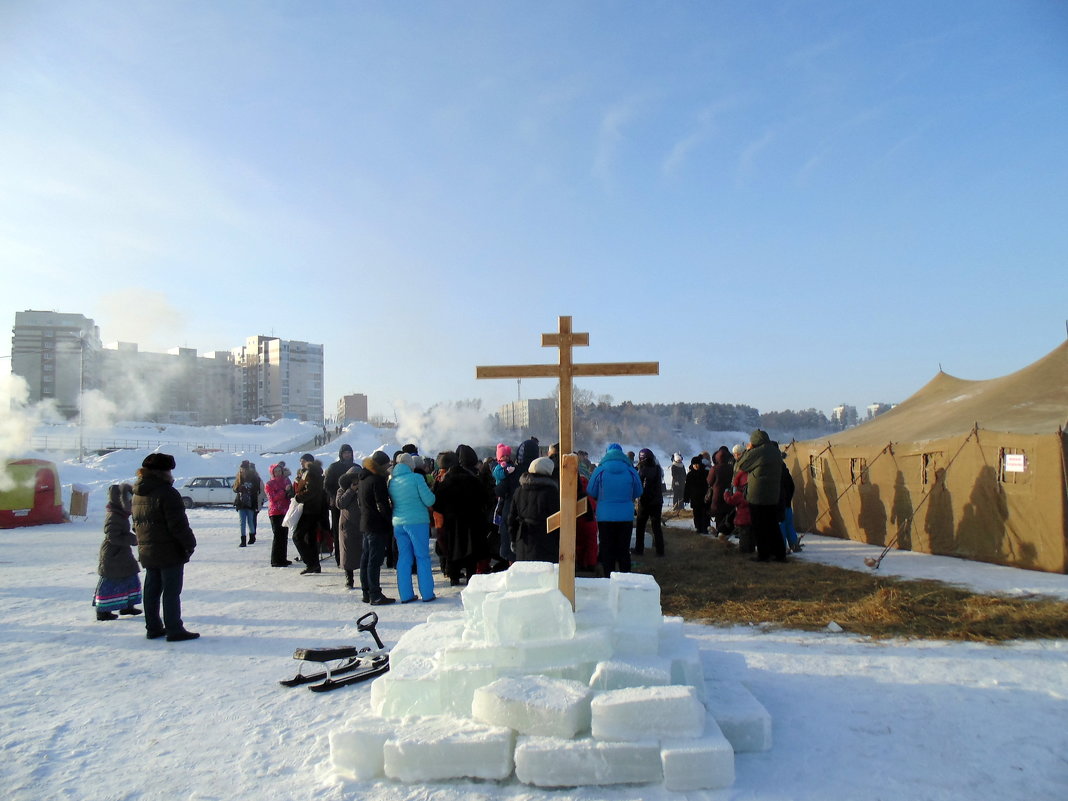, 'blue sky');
2,0,1066,421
